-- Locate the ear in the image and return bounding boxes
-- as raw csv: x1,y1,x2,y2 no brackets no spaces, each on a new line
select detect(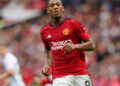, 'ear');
47,8,50,14
62,6,64,12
